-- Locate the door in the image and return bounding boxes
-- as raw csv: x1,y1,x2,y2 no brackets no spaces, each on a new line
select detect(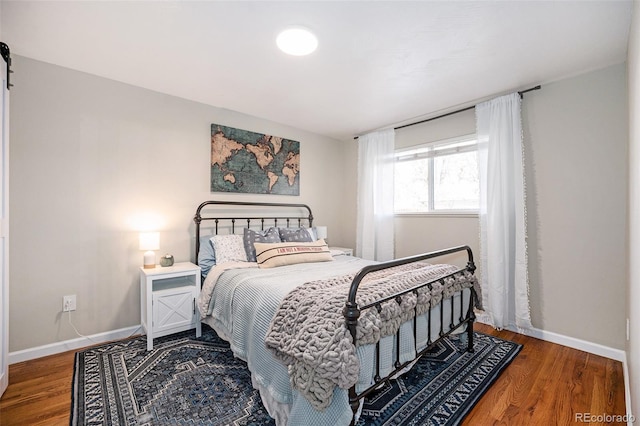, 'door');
0,42,10,398
152,288,196,337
